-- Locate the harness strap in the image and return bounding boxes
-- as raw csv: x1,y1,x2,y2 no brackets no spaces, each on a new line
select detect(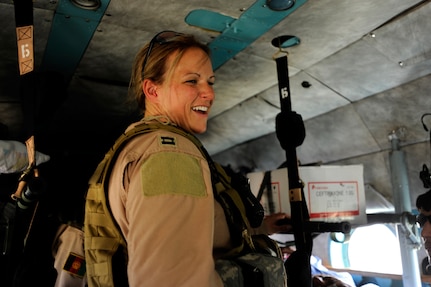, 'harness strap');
256,171,275,214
